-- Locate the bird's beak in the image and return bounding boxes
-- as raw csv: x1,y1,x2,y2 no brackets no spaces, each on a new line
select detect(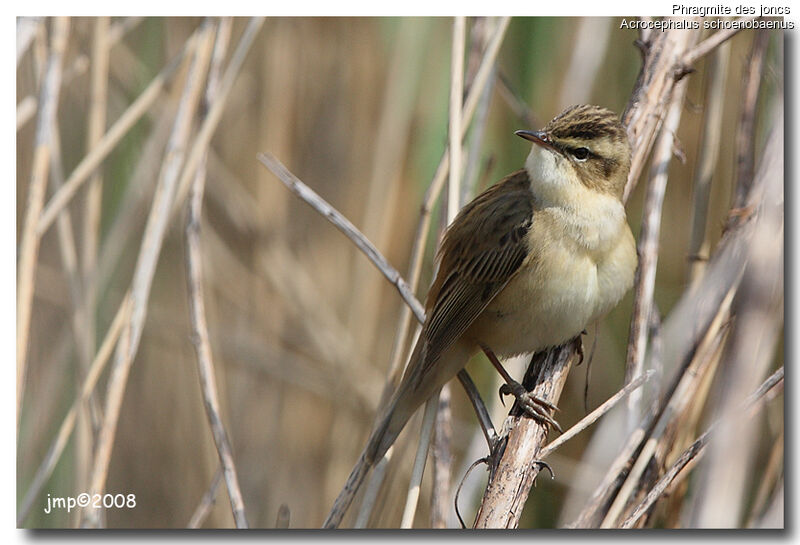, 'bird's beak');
515,130,560,155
